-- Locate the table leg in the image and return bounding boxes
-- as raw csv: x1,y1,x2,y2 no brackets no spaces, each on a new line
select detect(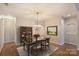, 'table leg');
23,43,25,50
27,45,30,56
